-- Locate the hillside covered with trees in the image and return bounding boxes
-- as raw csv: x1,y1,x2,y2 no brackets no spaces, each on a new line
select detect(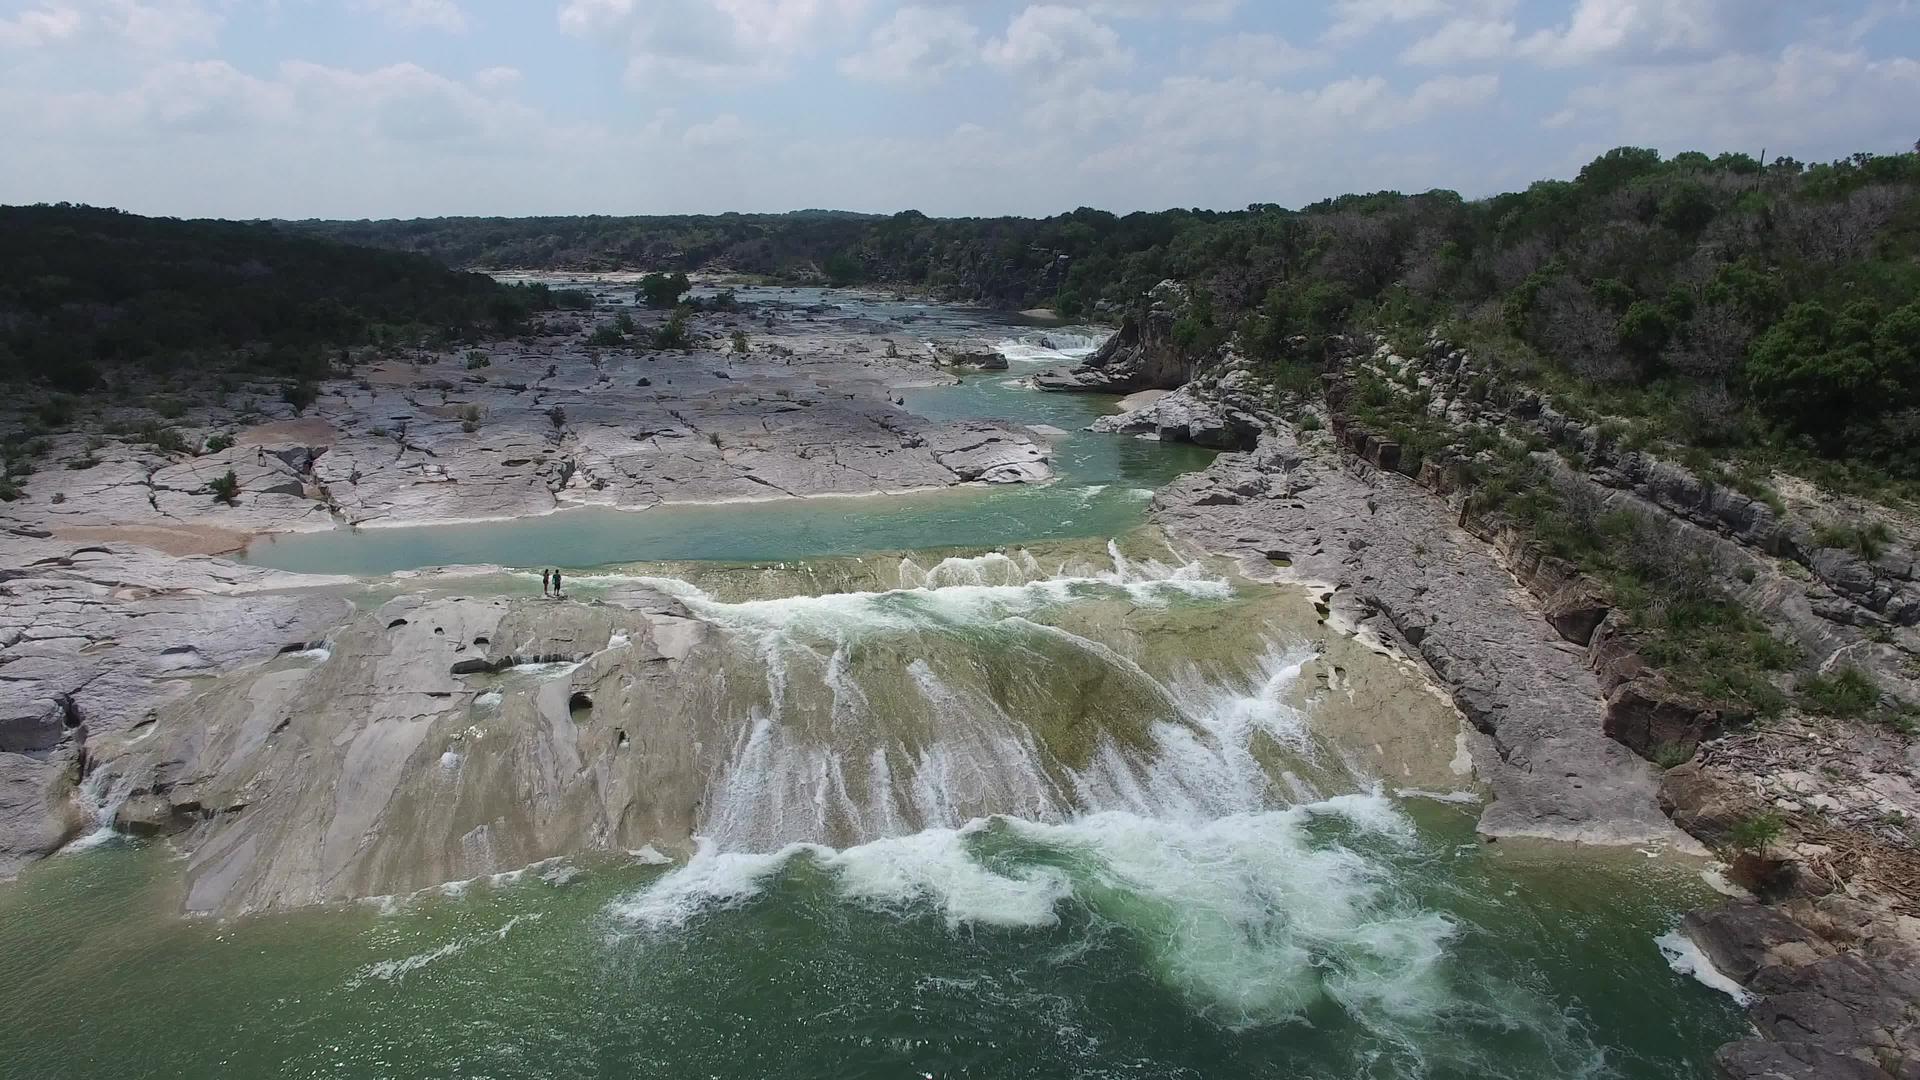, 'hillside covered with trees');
291,146,1920,486
0,204,562,391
